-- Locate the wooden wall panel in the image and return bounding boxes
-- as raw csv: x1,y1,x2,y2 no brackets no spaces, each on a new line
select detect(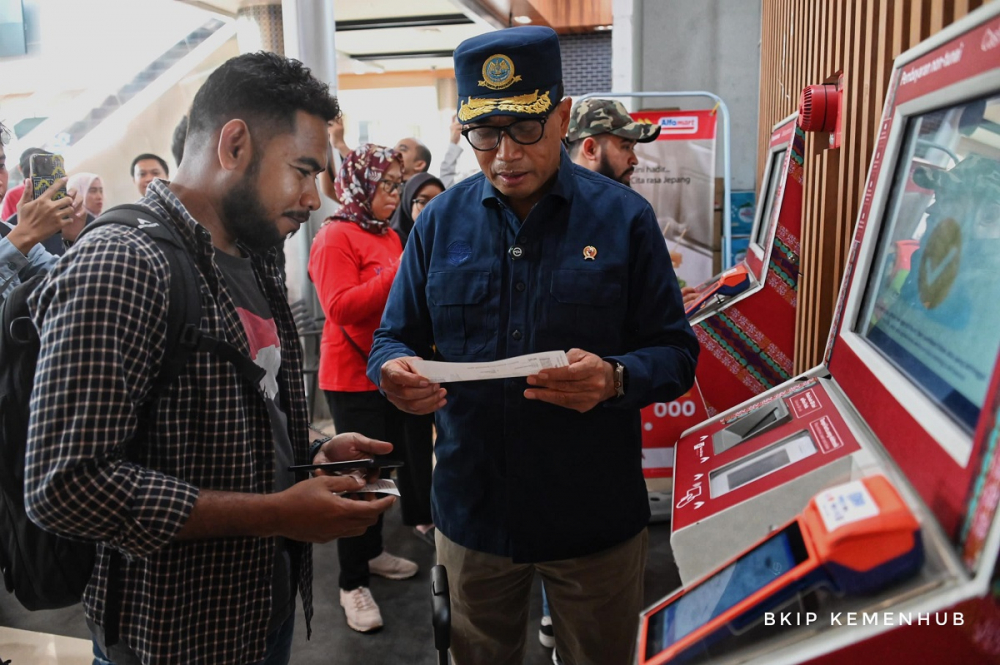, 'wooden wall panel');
757,0,996,373
525,0,612,32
